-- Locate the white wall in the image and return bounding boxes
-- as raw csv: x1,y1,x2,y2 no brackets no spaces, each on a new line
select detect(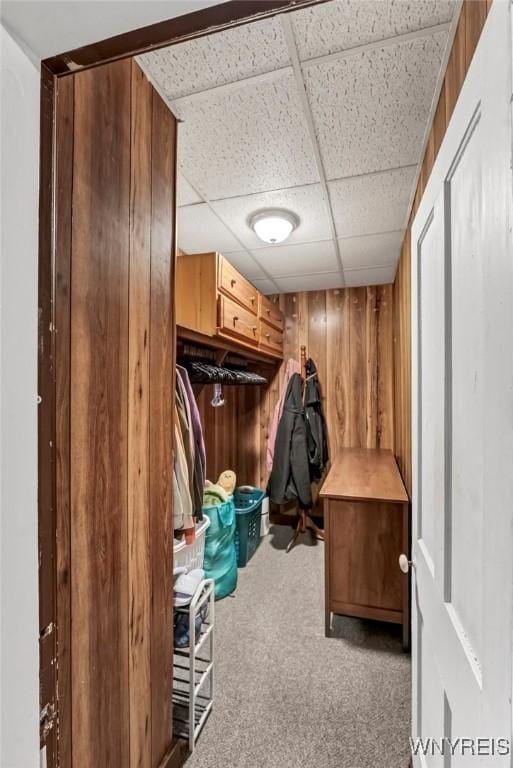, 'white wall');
0,24,40,768
0,0,221,65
